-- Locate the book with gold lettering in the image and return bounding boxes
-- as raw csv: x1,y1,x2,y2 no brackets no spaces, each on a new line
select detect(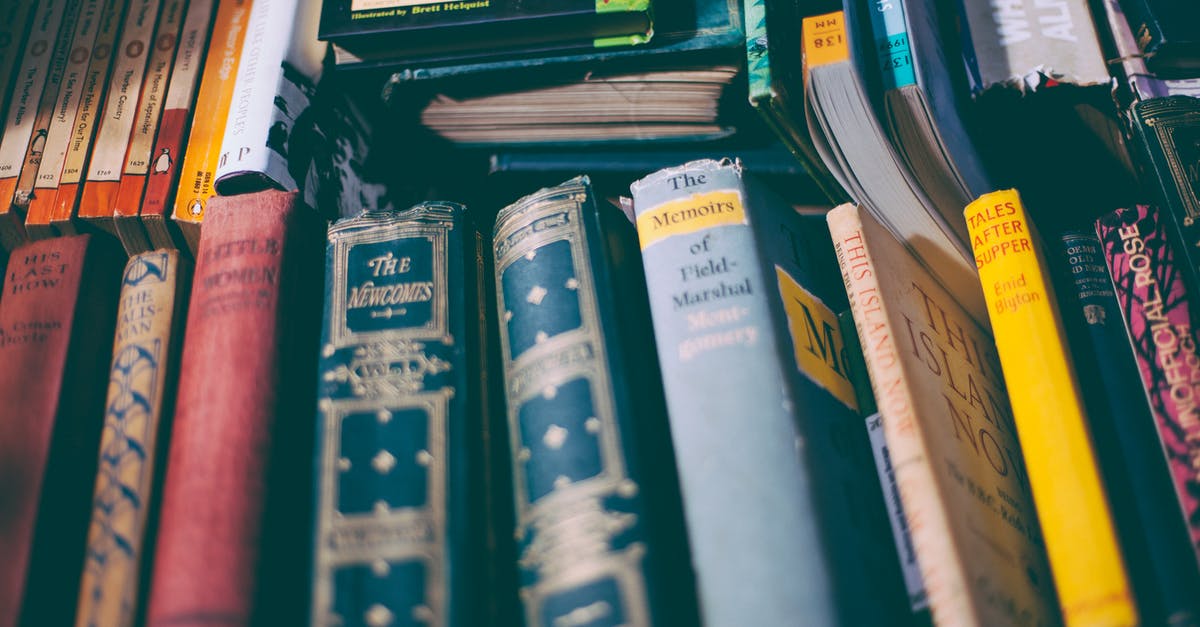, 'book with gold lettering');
629,159,909,626
0,234,125,625
493,176,698,627
76,0,164,234
827,202,1057,627
311,201,492,627
965,189,1136,625
74,249,191,627
1095,205,1200,611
